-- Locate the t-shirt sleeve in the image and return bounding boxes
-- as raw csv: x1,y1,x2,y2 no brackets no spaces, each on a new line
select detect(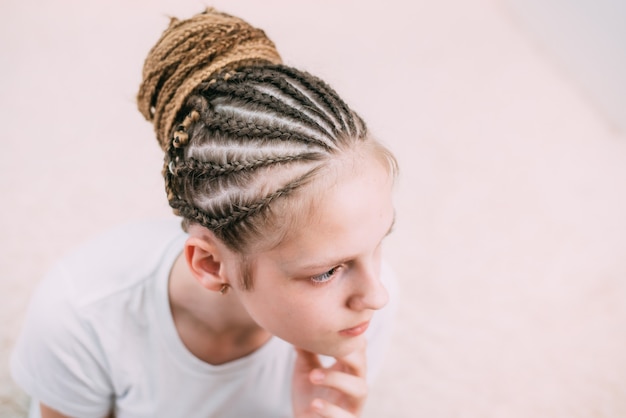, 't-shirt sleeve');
365,260,399,384
10,263,114,418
